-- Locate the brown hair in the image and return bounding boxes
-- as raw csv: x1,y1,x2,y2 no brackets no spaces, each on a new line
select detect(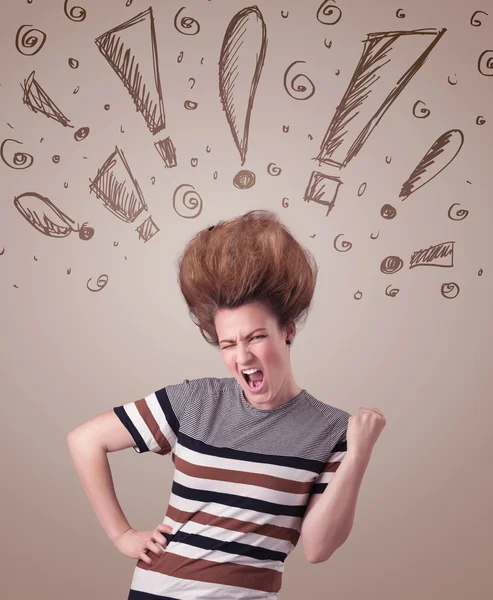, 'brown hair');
175,209,319,348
